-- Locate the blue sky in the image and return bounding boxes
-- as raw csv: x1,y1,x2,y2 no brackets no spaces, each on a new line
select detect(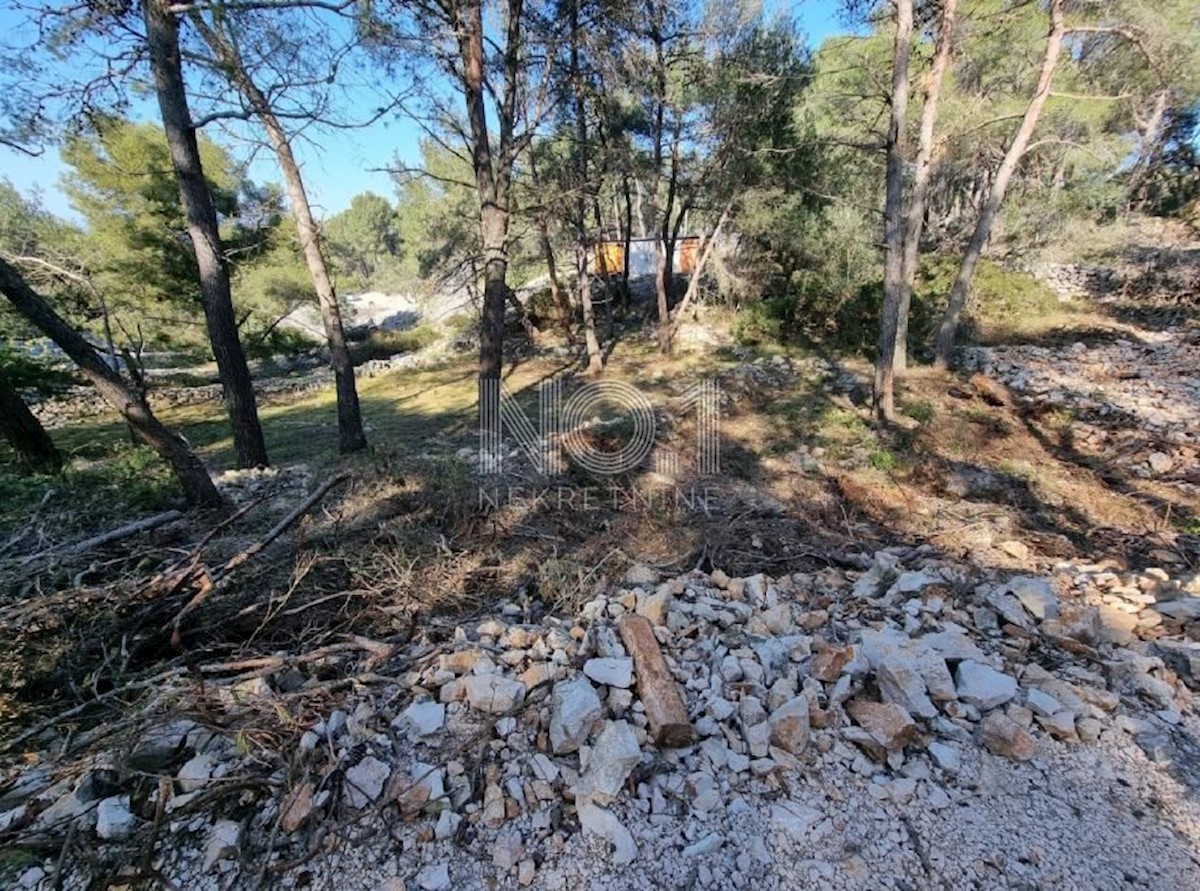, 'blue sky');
0,1,848,224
